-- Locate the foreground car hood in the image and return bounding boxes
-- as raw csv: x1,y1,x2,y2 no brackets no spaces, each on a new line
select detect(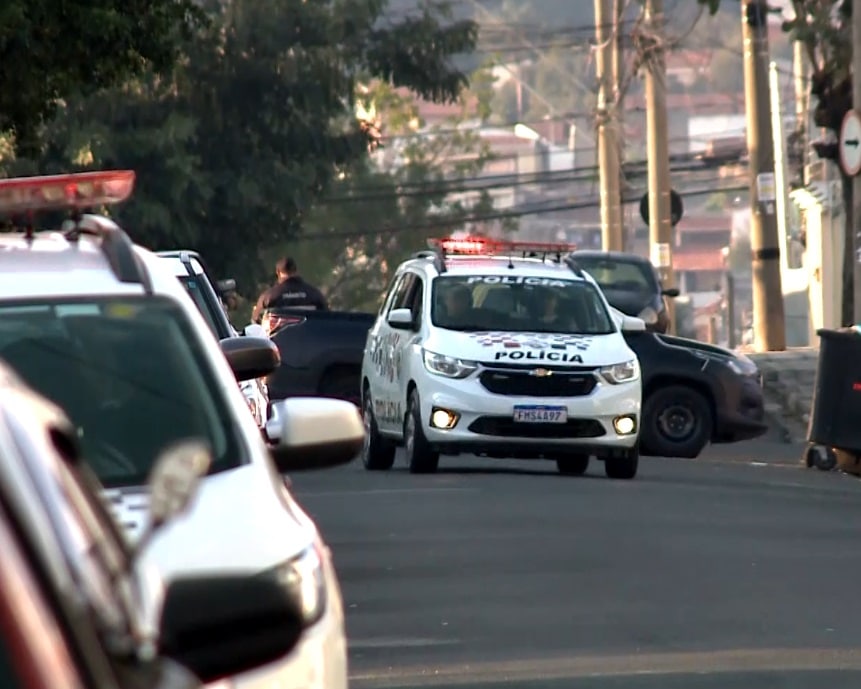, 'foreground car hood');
429,330,634,367
102,465,315,576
